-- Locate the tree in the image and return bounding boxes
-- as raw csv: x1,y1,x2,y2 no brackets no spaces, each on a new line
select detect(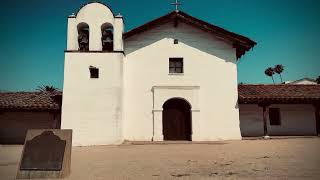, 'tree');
274,64,284,83
265,67,275,84
316,76,320,84
37,85,58,93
